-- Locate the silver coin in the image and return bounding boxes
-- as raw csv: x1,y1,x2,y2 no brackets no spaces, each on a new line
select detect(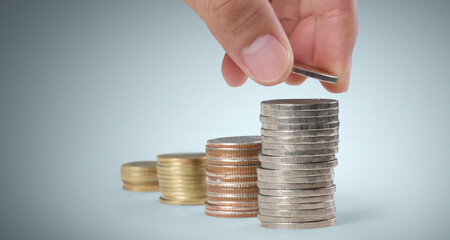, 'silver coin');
257,213,335,223
259,217,336,229
206,136,262,146
292,62,338,83
261,121,339,131
259,185,336,197
261,108,339,118
258,153,336,164
257,174,334,184
261,128,339,137
262,141,339,151
261,135,338,144
258,200,335,210
257,180,334,190
259,206,336,217
262,148,338,157
206,180,257,188
261,99,338,111
260,159,338,170
258,194,334,204
257,167,333,177
260,115,339,124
